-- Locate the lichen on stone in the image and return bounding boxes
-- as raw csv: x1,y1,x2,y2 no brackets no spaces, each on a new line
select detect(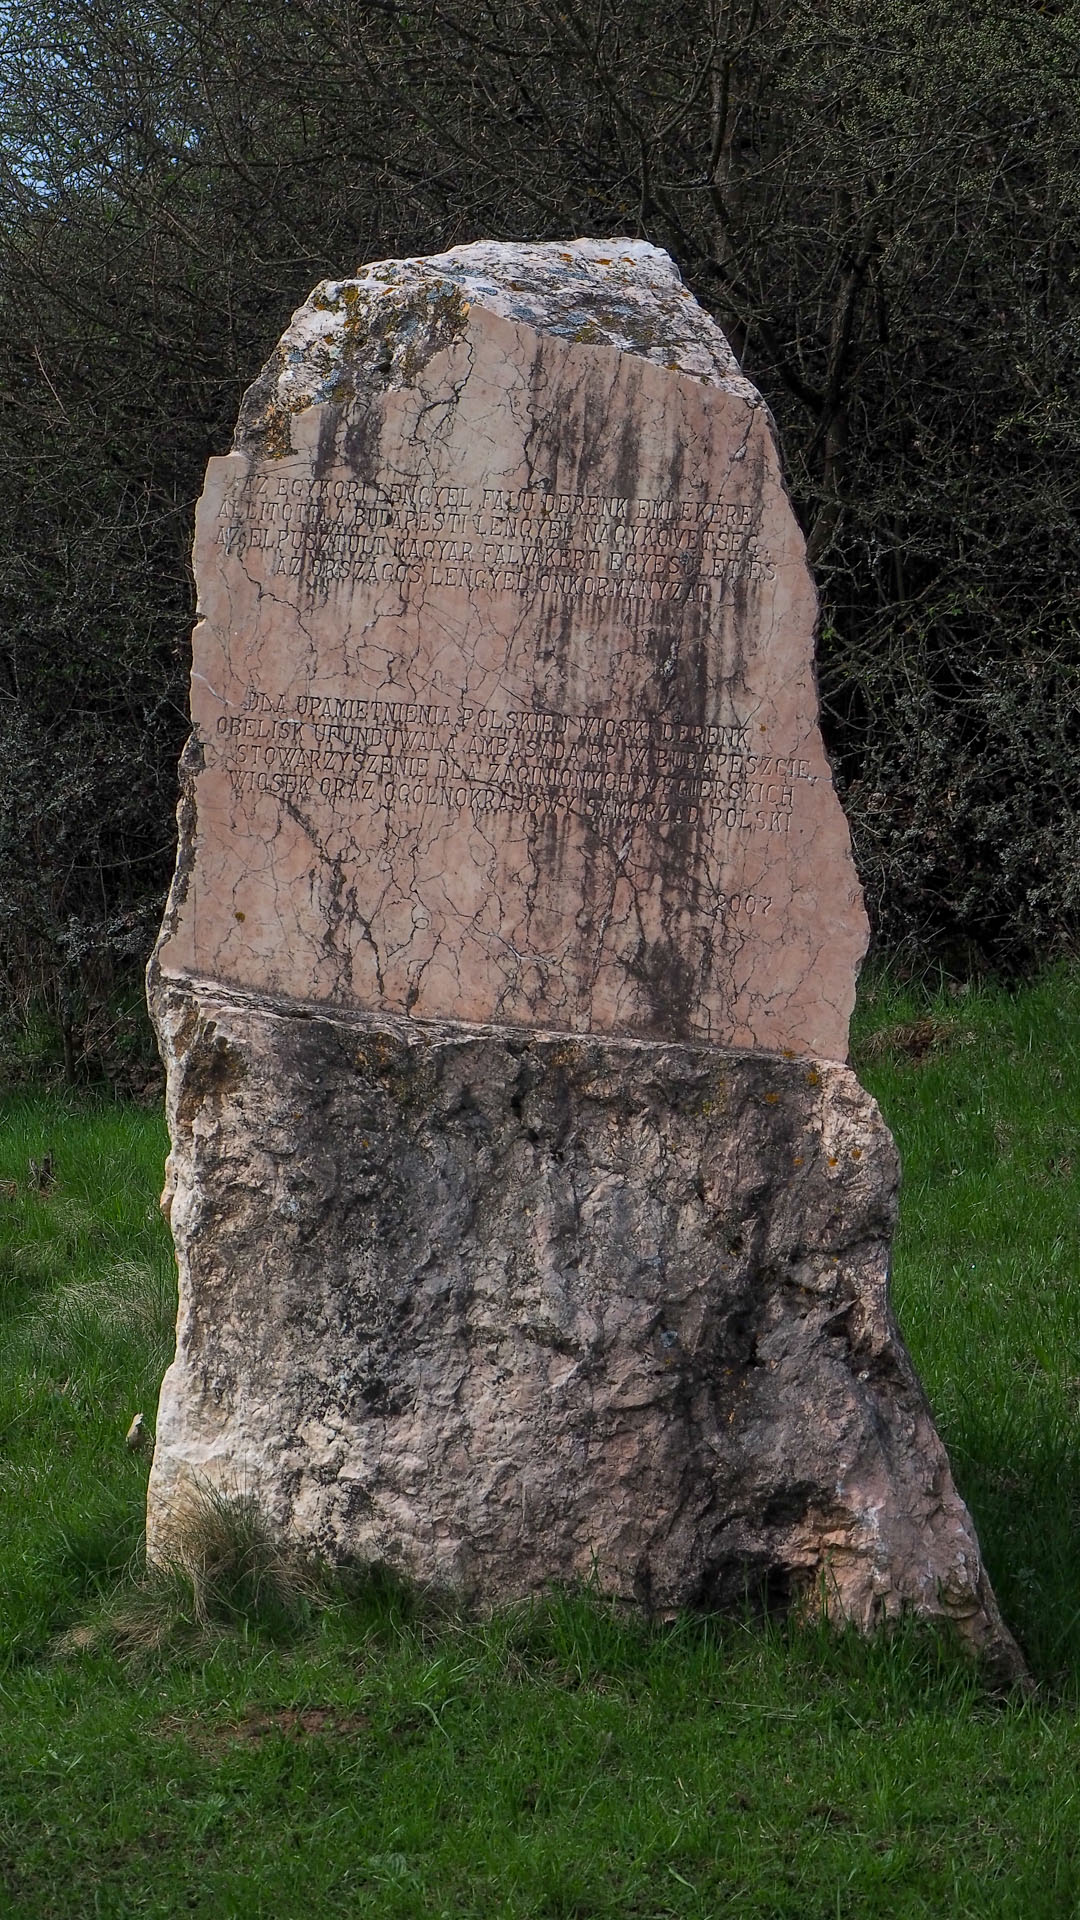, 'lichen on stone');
233,239,756,456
